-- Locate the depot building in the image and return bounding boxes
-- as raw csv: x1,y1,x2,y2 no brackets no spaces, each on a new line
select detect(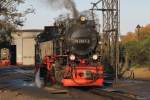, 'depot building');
12,29,43,65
